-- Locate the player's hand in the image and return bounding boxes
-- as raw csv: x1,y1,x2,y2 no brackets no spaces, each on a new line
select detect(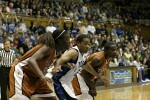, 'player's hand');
39,76,53,83
97,76,109,83
54,67,62,72
51,67,62,76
